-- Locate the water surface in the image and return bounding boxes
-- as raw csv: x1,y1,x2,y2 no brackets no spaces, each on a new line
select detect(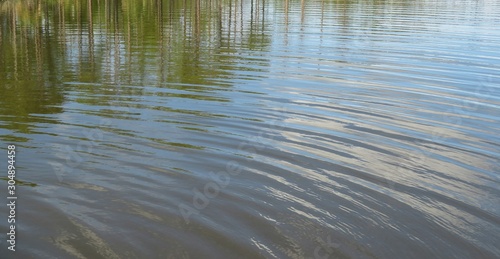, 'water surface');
0,0,499,258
